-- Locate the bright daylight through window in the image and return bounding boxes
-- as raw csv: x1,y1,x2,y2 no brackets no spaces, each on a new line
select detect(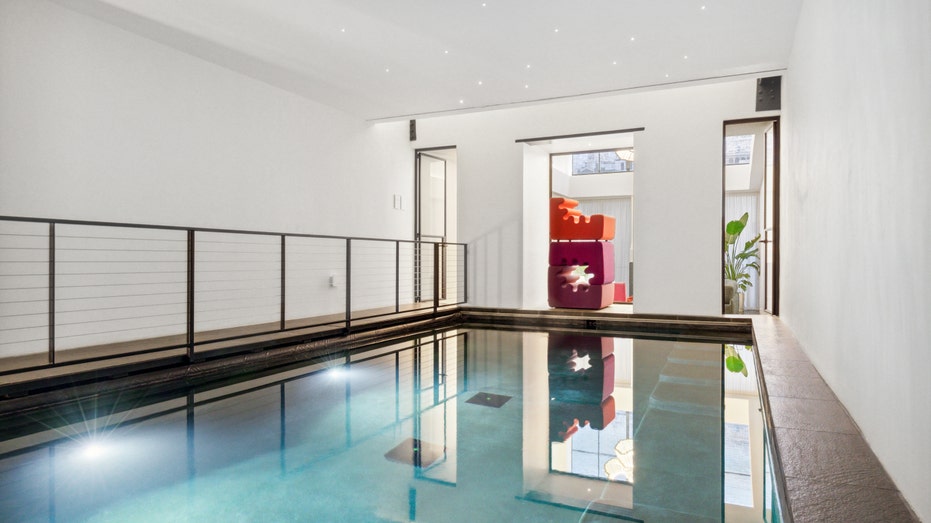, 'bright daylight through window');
571,149,635,175
725,135,754,165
